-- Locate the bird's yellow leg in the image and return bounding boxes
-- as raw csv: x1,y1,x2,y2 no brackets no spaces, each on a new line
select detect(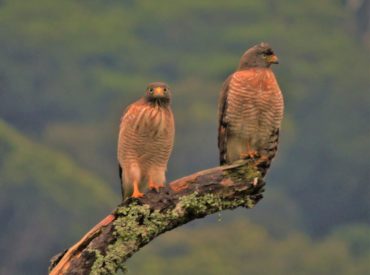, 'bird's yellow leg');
148,177,164,192
240,143,258,159
132,180,144,198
